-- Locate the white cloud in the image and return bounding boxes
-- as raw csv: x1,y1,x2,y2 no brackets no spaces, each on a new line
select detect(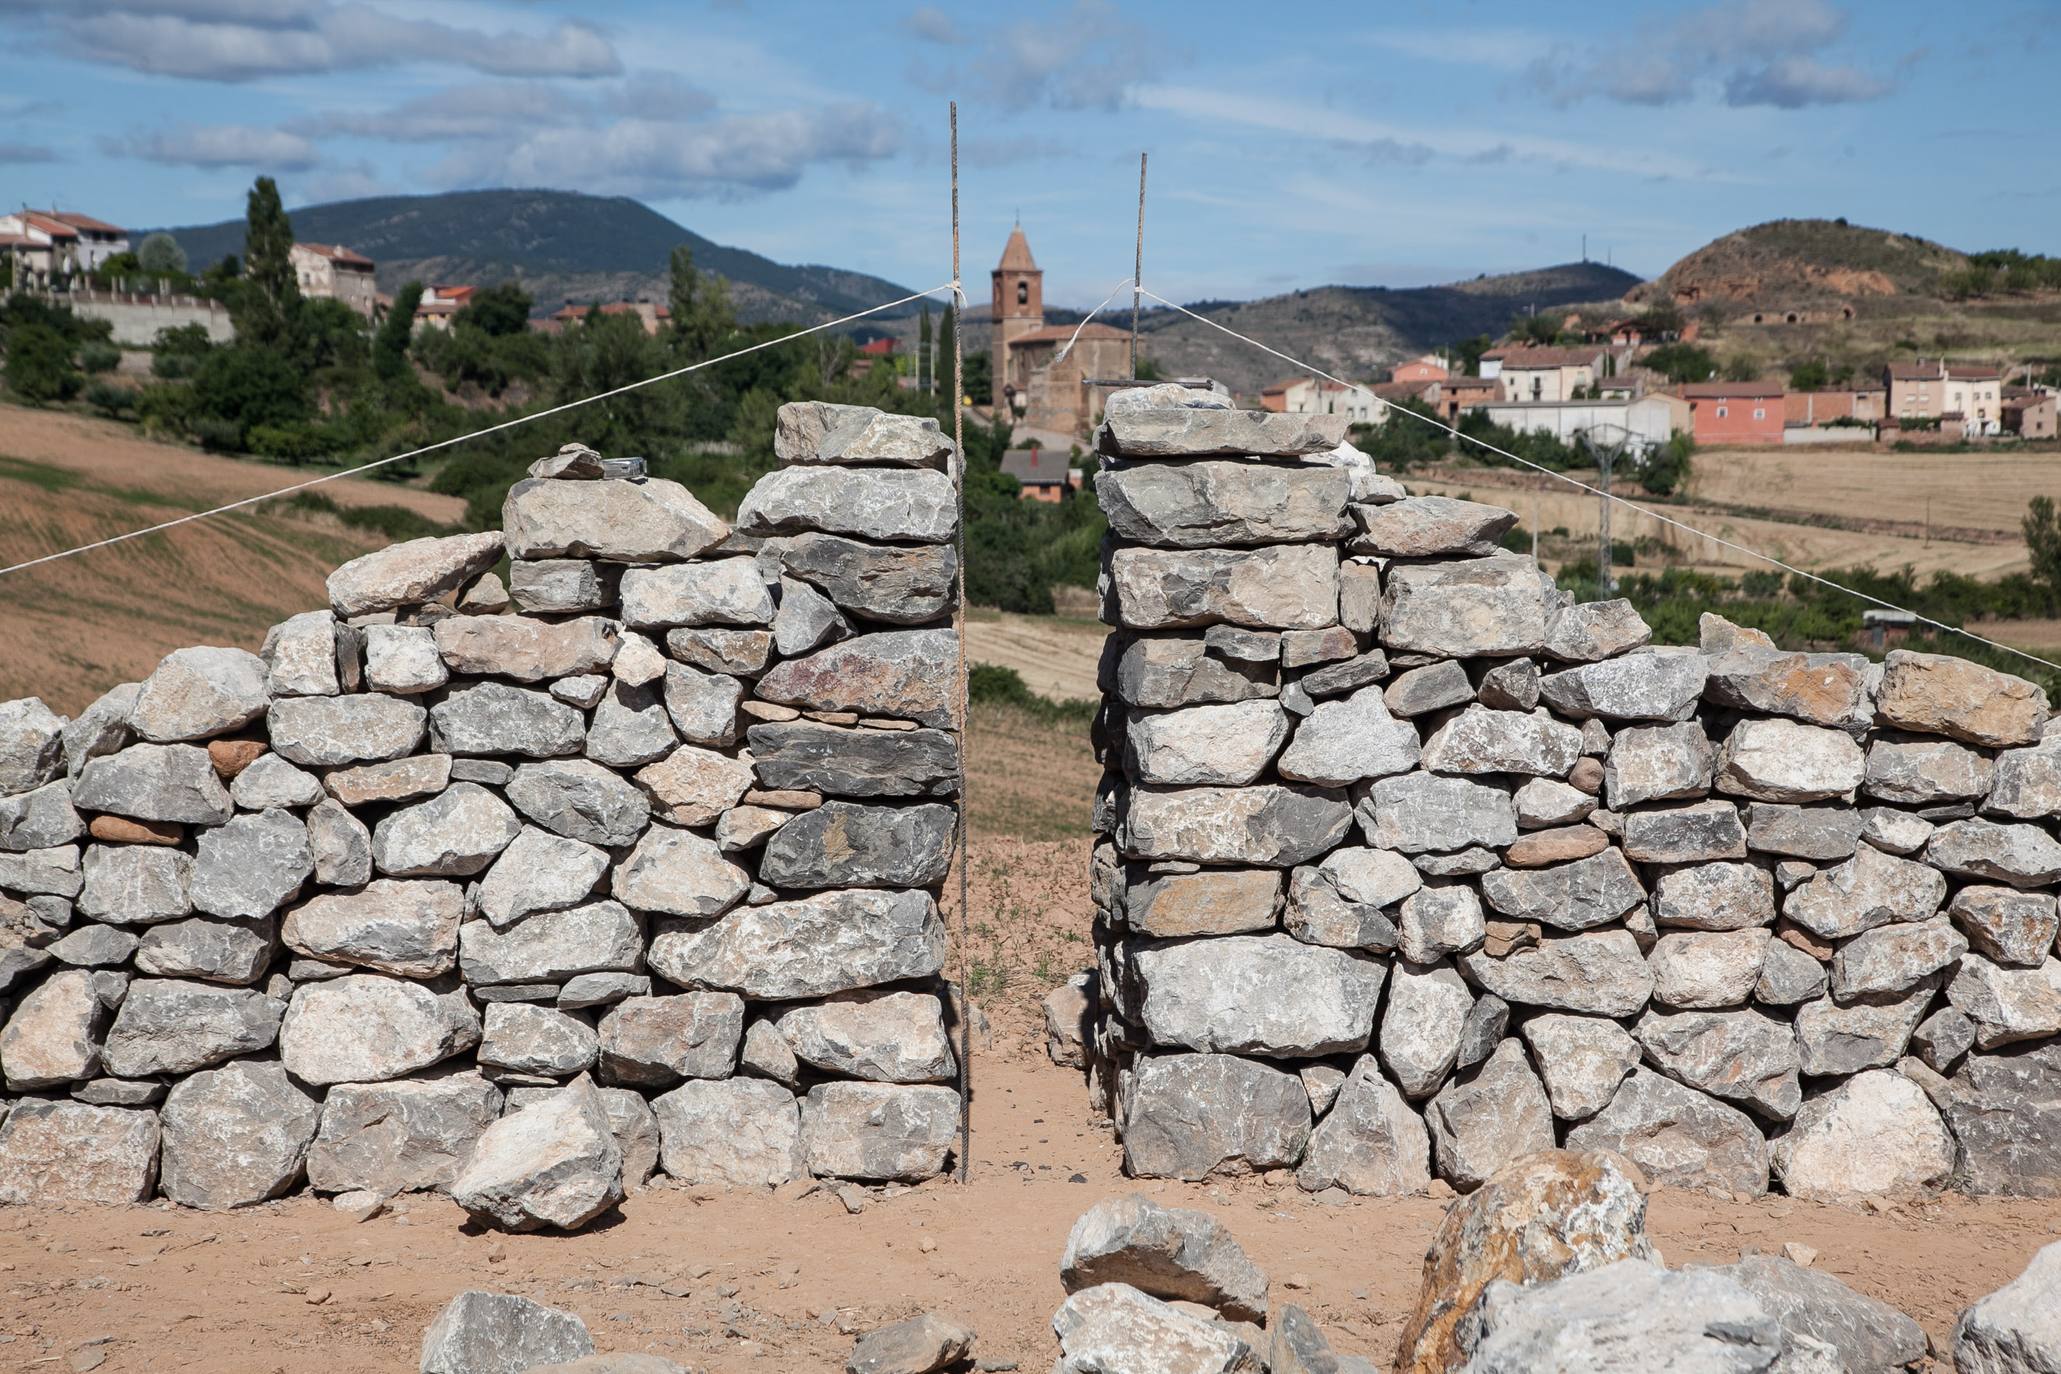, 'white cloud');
4,0,620,81
900,6,963,45
1528,0,1890,109
1724,57,1889,108
1132,85,1726,182
429,102,903,201
114,123,321,169
907,0,1166,111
